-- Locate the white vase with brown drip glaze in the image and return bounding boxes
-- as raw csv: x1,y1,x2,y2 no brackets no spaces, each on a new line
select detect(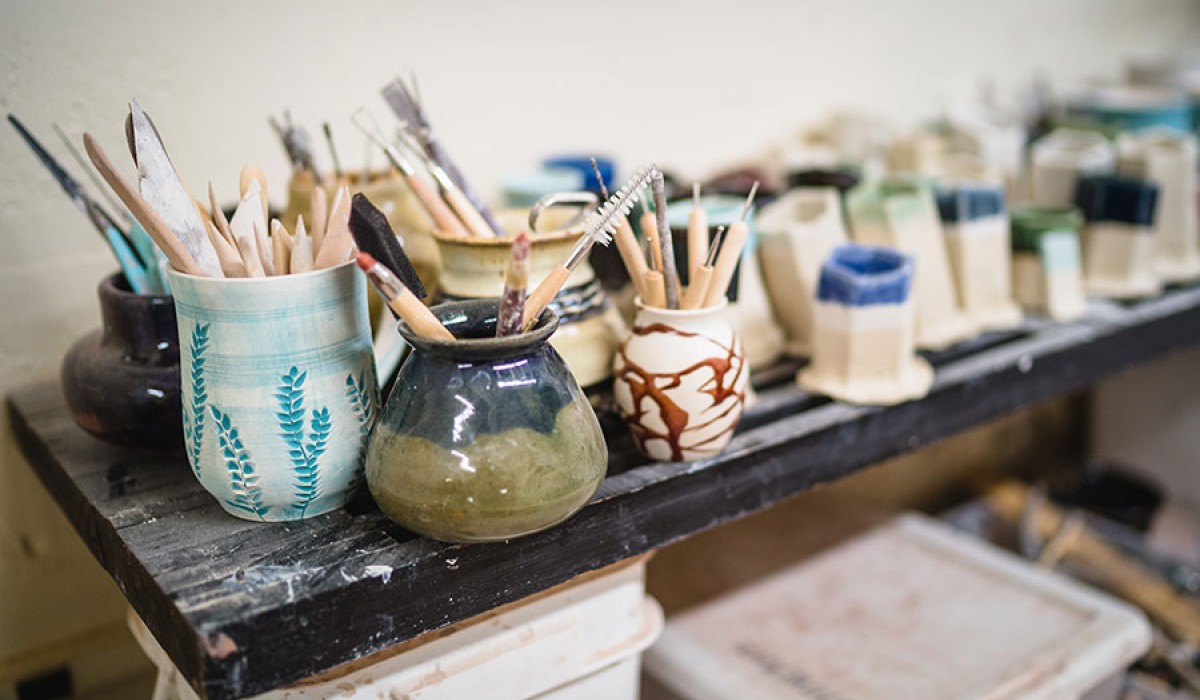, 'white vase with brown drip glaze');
613,300,748,462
